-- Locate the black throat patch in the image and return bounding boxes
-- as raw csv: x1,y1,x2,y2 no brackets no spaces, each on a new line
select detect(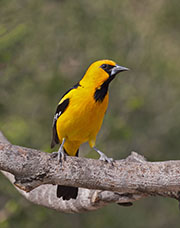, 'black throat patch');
94,76,115,102
94,82,109,102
